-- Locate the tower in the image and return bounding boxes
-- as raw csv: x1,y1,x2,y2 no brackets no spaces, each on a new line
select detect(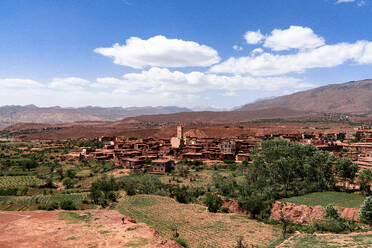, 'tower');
177,125,184,140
